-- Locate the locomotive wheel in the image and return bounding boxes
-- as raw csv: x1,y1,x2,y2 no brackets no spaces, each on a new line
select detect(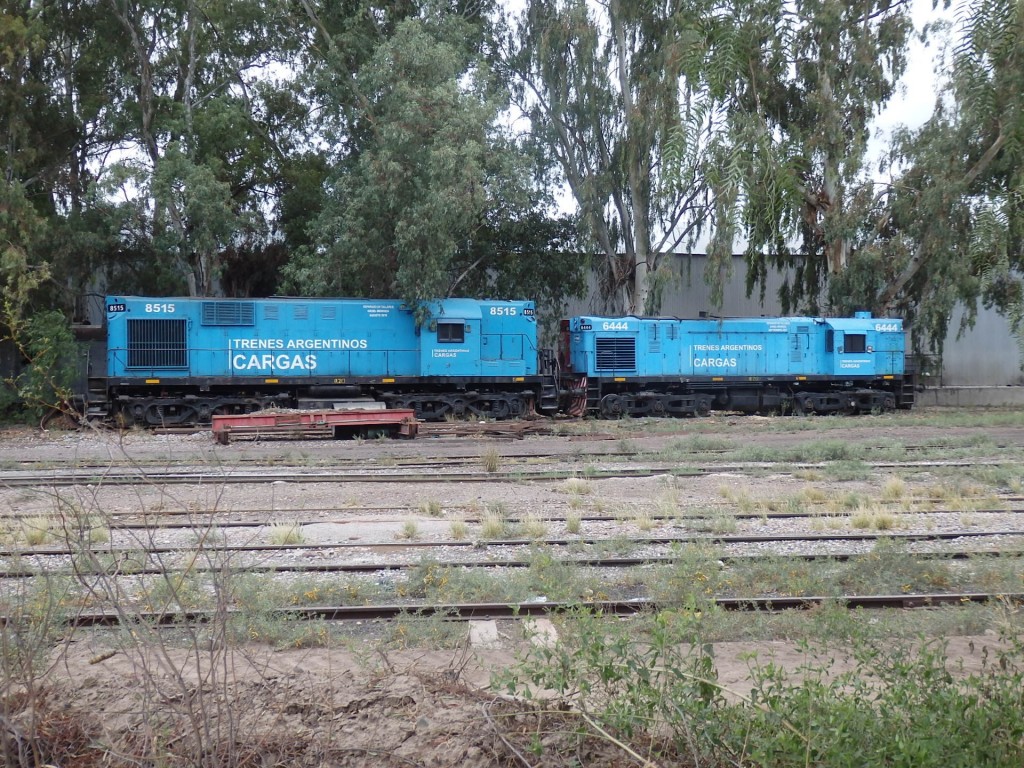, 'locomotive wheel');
794,395,813,416
694,397,711,417
882,395,896,413
599,394,625,419
145,403,198,426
